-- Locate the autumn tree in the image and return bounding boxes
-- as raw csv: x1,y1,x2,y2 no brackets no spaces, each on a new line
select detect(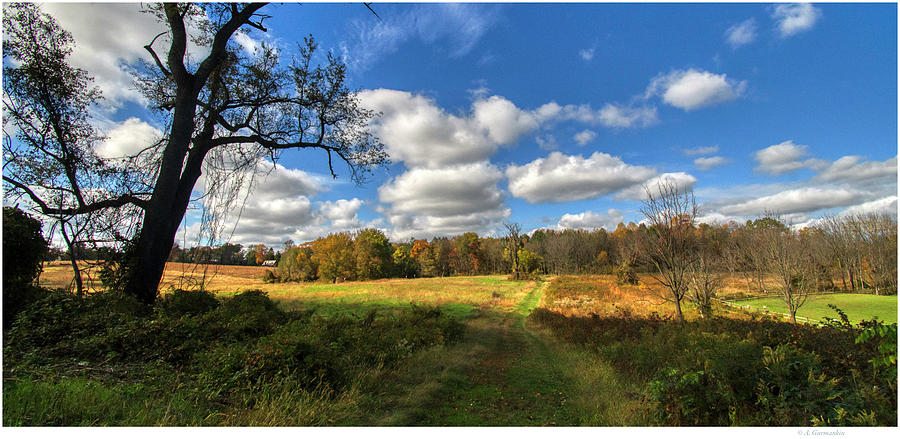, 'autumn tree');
432,237,454,277
517,248,543,274
687,225,726,318
252,244,269,265
353,228,393,279
311,232,355,282
451,232,481,275
277,245,316,282
504,222,522,279
392,243,420,278
747,217,790,294
820,215,859,291
844,213,898,295
639,179,699,323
